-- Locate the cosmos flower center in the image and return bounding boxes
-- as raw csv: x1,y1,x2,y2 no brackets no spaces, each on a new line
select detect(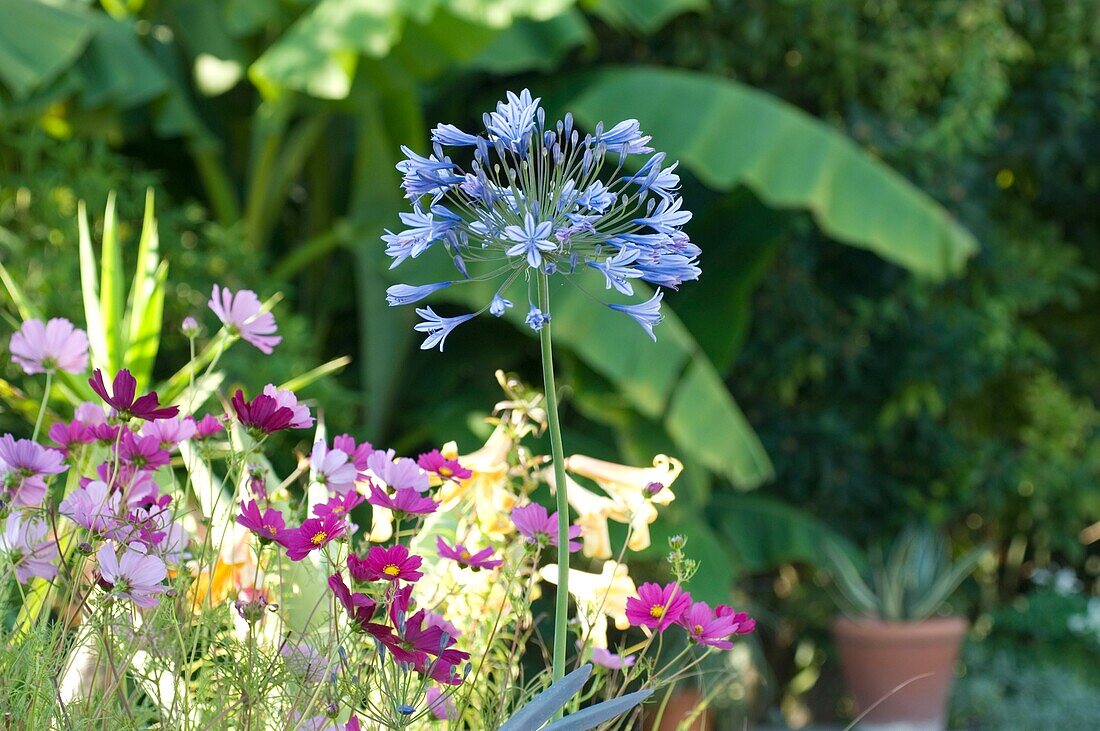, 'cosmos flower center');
649,605,665,619
459,550,471,560
438,466,453,477
383,564,401,577
265,525,278,536
693,624,704,635
310,531,328,546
